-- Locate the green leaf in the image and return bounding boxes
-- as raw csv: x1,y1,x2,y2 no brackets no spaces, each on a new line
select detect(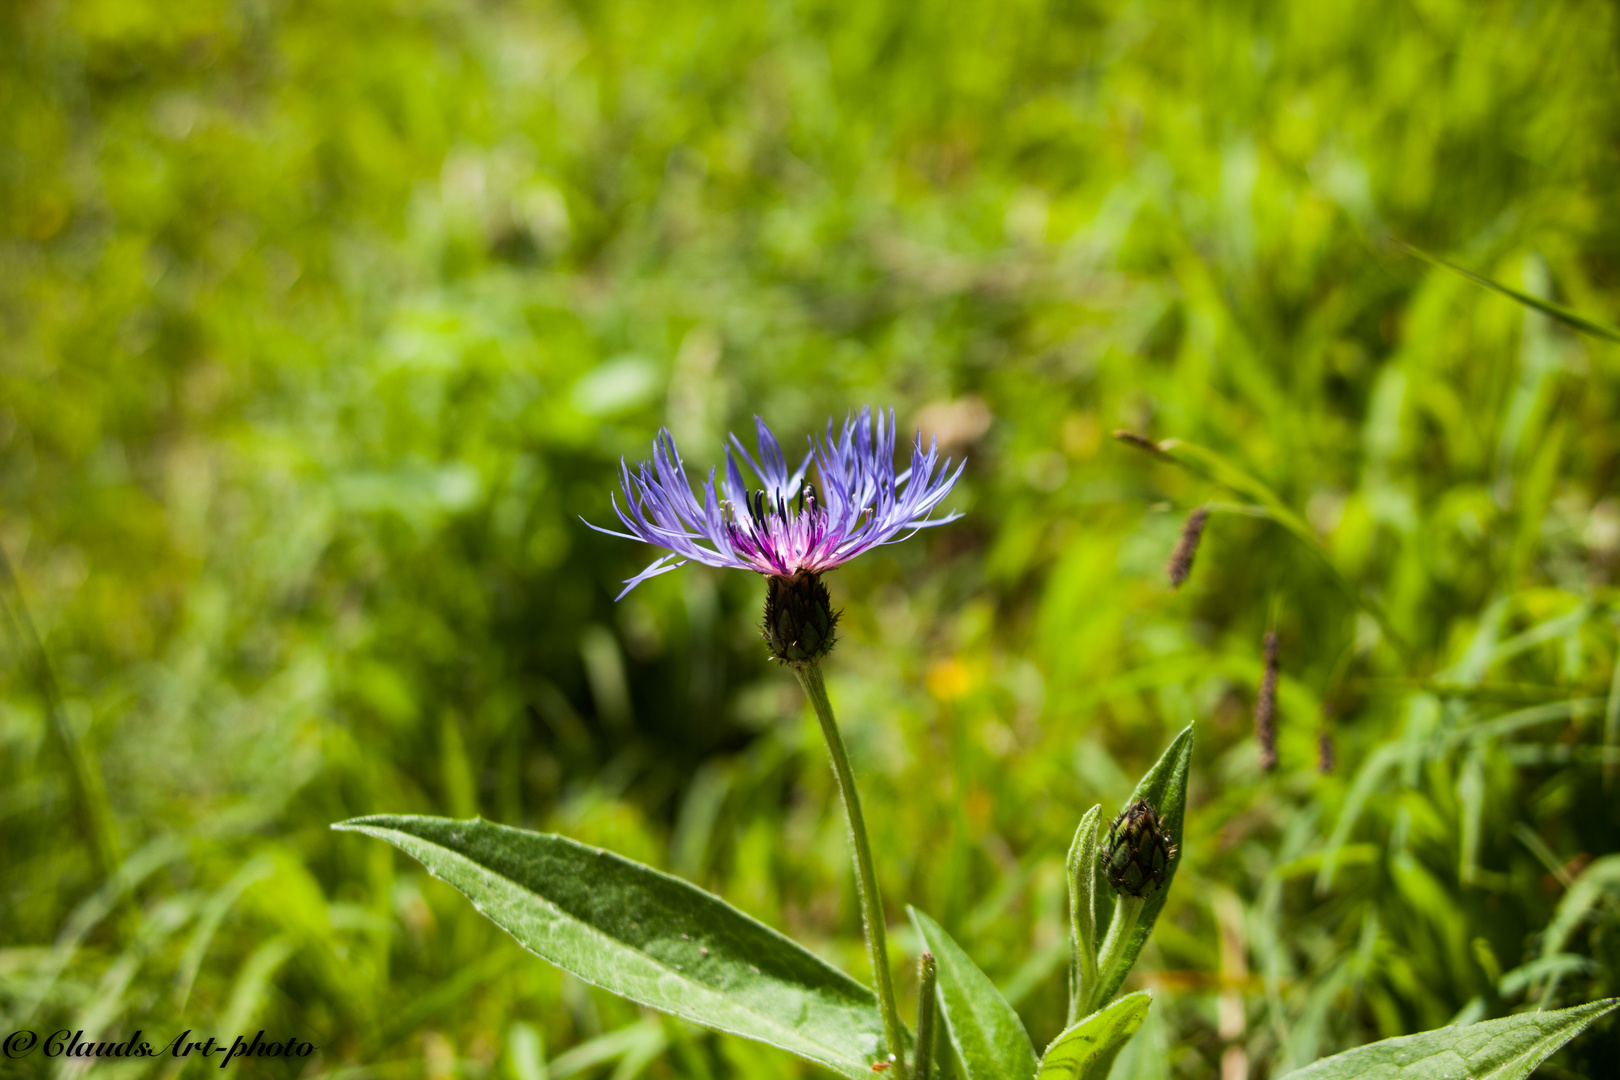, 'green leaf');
1096,725,1193,1004
909,907,1038,1080
1541,855,1620,961
333,815,886,1080
1280,999,1618,1080
1066,805,1103,1024
1395,241,1620,344
1037,992,1152,1080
